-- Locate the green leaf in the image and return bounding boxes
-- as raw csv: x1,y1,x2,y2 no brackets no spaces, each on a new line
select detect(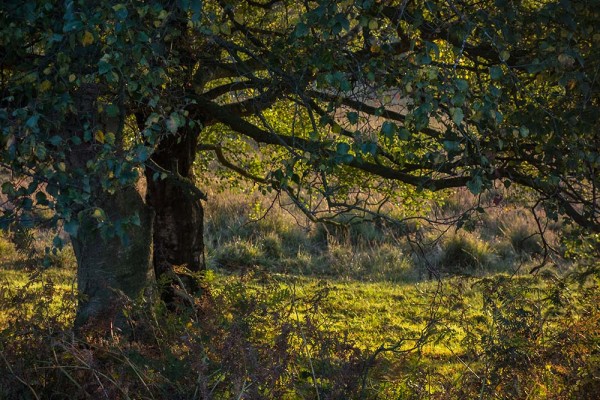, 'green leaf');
333,13,350,33
451,108,464,126
35,144,47,160
25,115,40,131
336,142,350,155
347,111,359,124
341,154,354,163
135,145,151,162
294,22,308,37
64,220,79,238
35,191,48,205
490,66,503,80
130,212,141,226
398,128,410,141
52,236,64,250
361,142,377,156
190,0,203,22
466,175,483,195
98,60,112,75
112,4,128,19
381,121,396,137
137,31,149,43
443,140,460,152
455,79,469,92
21,198,33,210
48,135,62,146
106,104,119,117
339,78,352,92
